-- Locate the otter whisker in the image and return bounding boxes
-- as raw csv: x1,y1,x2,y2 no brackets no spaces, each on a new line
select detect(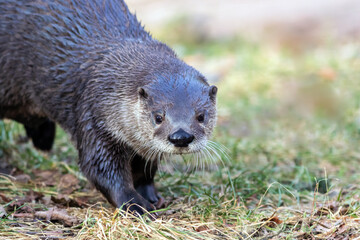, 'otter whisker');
142,145,159,175
129,149,138,162
150,149,162,177
206,144,223,167
202,149,209,171
199,149,207,172
183,154,191,173
192,151,198,172
207,143,227,166
208,141,231,164
202,146,215,170
196,151,201,172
